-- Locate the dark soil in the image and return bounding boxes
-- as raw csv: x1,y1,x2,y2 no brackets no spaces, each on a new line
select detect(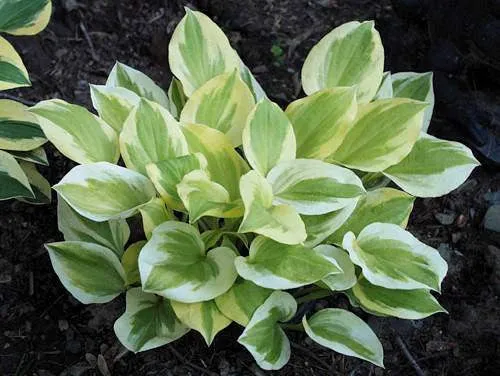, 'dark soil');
1,0,499,375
